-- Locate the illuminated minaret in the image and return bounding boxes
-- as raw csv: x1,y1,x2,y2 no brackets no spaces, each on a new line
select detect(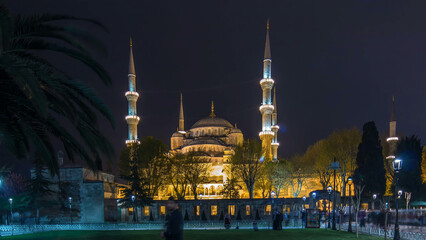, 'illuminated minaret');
259,19,275,160
271,87,279,161
125,38,140,145
178,93,185,133
386,95,398,160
